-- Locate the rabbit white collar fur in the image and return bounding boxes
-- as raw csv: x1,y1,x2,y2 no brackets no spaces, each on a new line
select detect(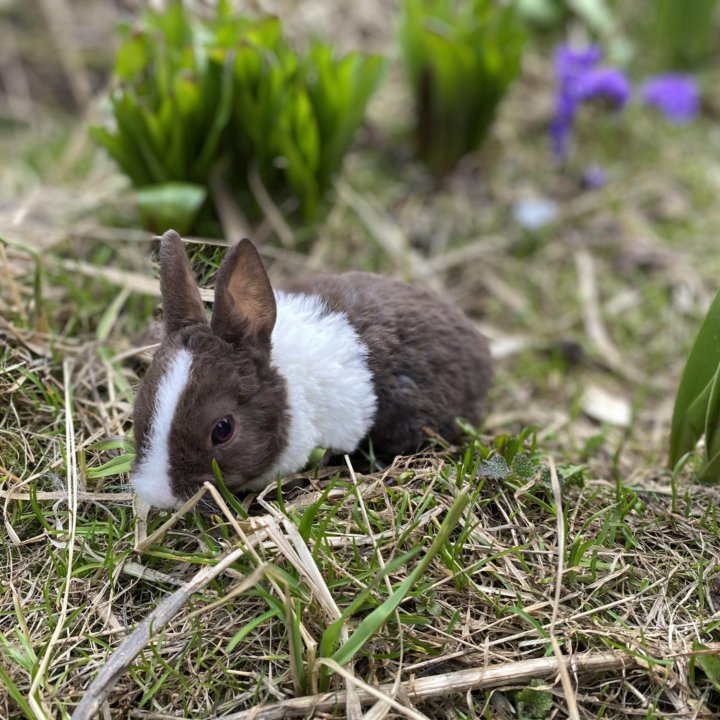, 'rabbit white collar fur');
132,293,377,506
251,291,377,488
